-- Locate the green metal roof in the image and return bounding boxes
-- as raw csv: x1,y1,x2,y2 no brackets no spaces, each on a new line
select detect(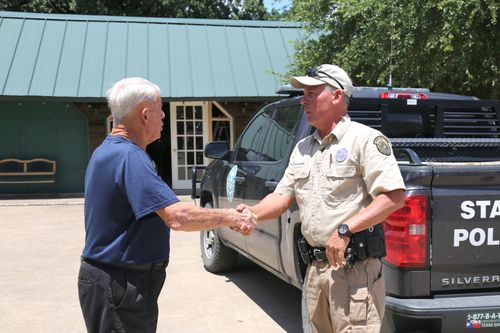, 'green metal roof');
0,11,304,100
